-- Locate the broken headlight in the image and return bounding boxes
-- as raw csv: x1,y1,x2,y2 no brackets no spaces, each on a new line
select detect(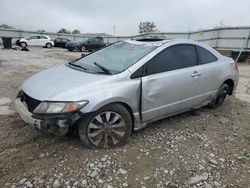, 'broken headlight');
33,101,88,114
